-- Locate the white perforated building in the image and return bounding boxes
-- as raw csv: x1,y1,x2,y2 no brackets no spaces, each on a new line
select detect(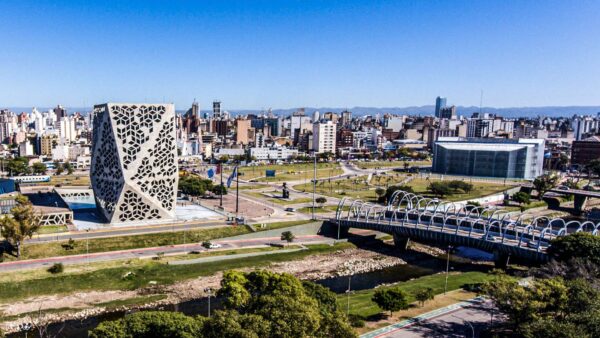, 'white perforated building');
91,103,178,224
